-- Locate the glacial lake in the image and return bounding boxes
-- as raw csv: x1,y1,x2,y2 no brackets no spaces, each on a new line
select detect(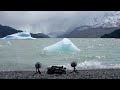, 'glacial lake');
0,38,120,71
